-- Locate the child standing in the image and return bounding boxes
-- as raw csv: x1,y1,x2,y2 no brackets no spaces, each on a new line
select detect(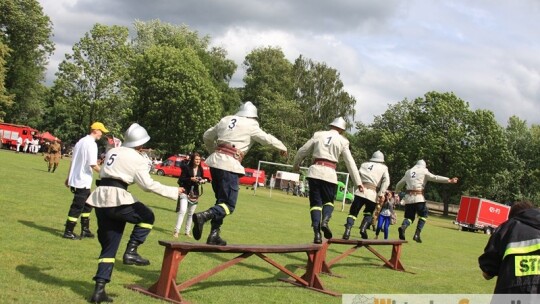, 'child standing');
375,191,395,240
